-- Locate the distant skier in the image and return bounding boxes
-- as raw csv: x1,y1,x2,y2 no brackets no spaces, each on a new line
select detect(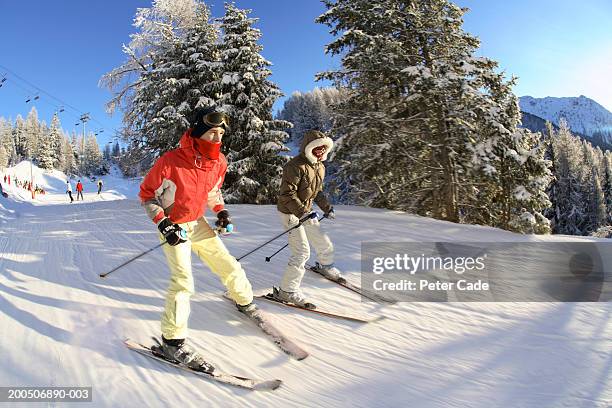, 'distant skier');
66,180,74,203
139,107,256,371
273,130,342,309
76,180,84,201
97,179,103,195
